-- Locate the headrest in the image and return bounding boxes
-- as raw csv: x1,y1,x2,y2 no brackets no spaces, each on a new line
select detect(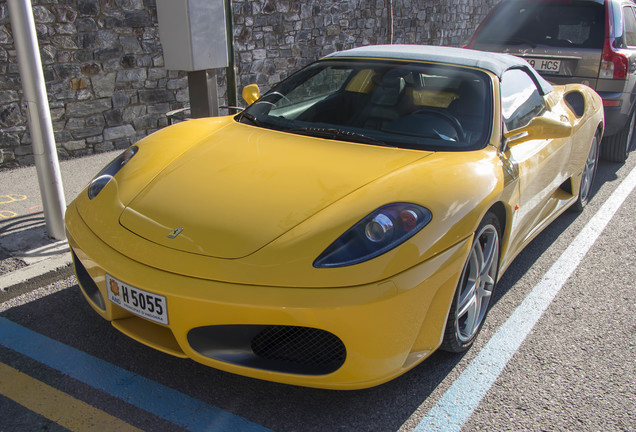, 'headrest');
372,71,406,106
